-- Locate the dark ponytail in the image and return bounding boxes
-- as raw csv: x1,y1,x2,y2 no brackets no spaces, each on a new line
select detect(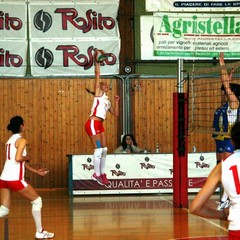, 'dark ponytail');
7,115,24,133
86,88,95,95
